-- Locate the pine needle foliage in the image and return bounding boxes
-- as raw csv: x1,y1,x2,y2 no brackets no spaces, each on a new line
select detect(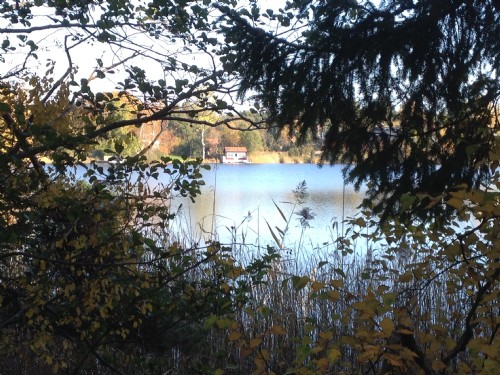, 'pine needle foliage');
218,0,500,222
